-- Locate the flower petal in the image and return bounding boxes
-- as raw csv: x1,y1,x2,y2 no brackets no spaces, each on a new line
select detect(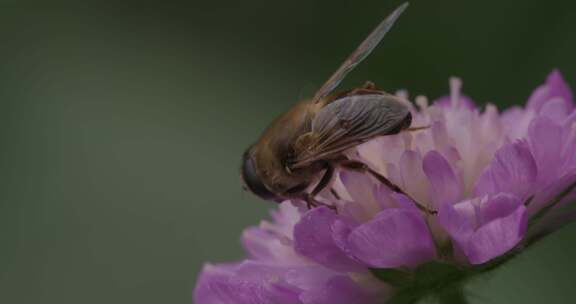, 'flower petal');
464,206,527,264
480,193,523,224
546,69,574,105
194,263,238,304
294,207,362,272
560,119,576,170
241,227,277,260
284,265,334,291
438,199,477,244
527,69,574,113
529,169,576,214
339,170,380,218
501,106,534,140
346,209,436,268
540,97,570,120
474,140,537,199
528,116,564,186
357,135,408,175
194,262,301,304
399,150,430,207
299,276,380,304
423,151,463,207
433,95,476,109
